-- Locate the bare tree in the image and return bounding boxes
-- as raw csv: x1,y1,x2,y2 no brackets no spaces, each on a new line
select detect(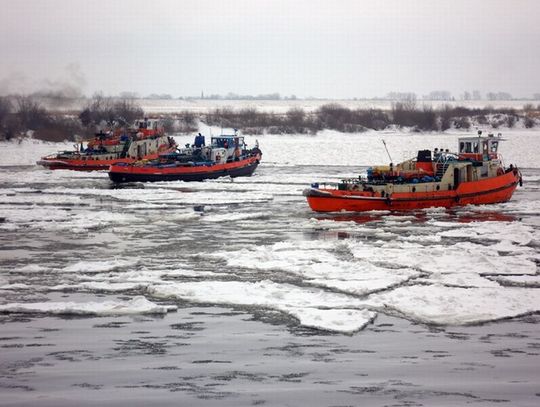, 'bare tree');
113,99,144,125
80,93,143,128
425,90,452,101
286,107,306,127
0,96,15,140
15,96,49,130
0,96,12,127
